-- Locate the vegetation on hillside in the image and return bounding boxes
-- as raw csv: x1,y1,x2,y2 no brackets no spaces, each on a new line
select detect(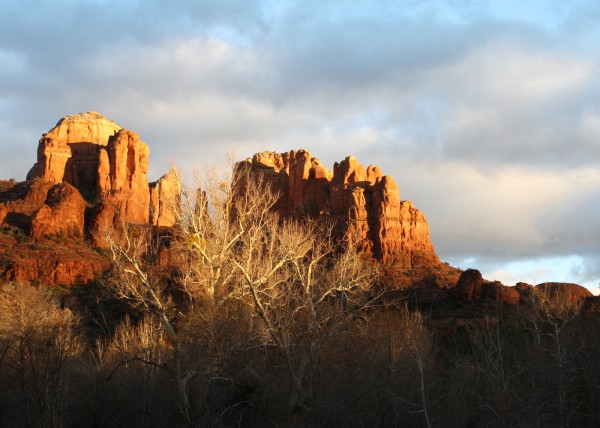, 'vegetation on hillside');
0,168,599,427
